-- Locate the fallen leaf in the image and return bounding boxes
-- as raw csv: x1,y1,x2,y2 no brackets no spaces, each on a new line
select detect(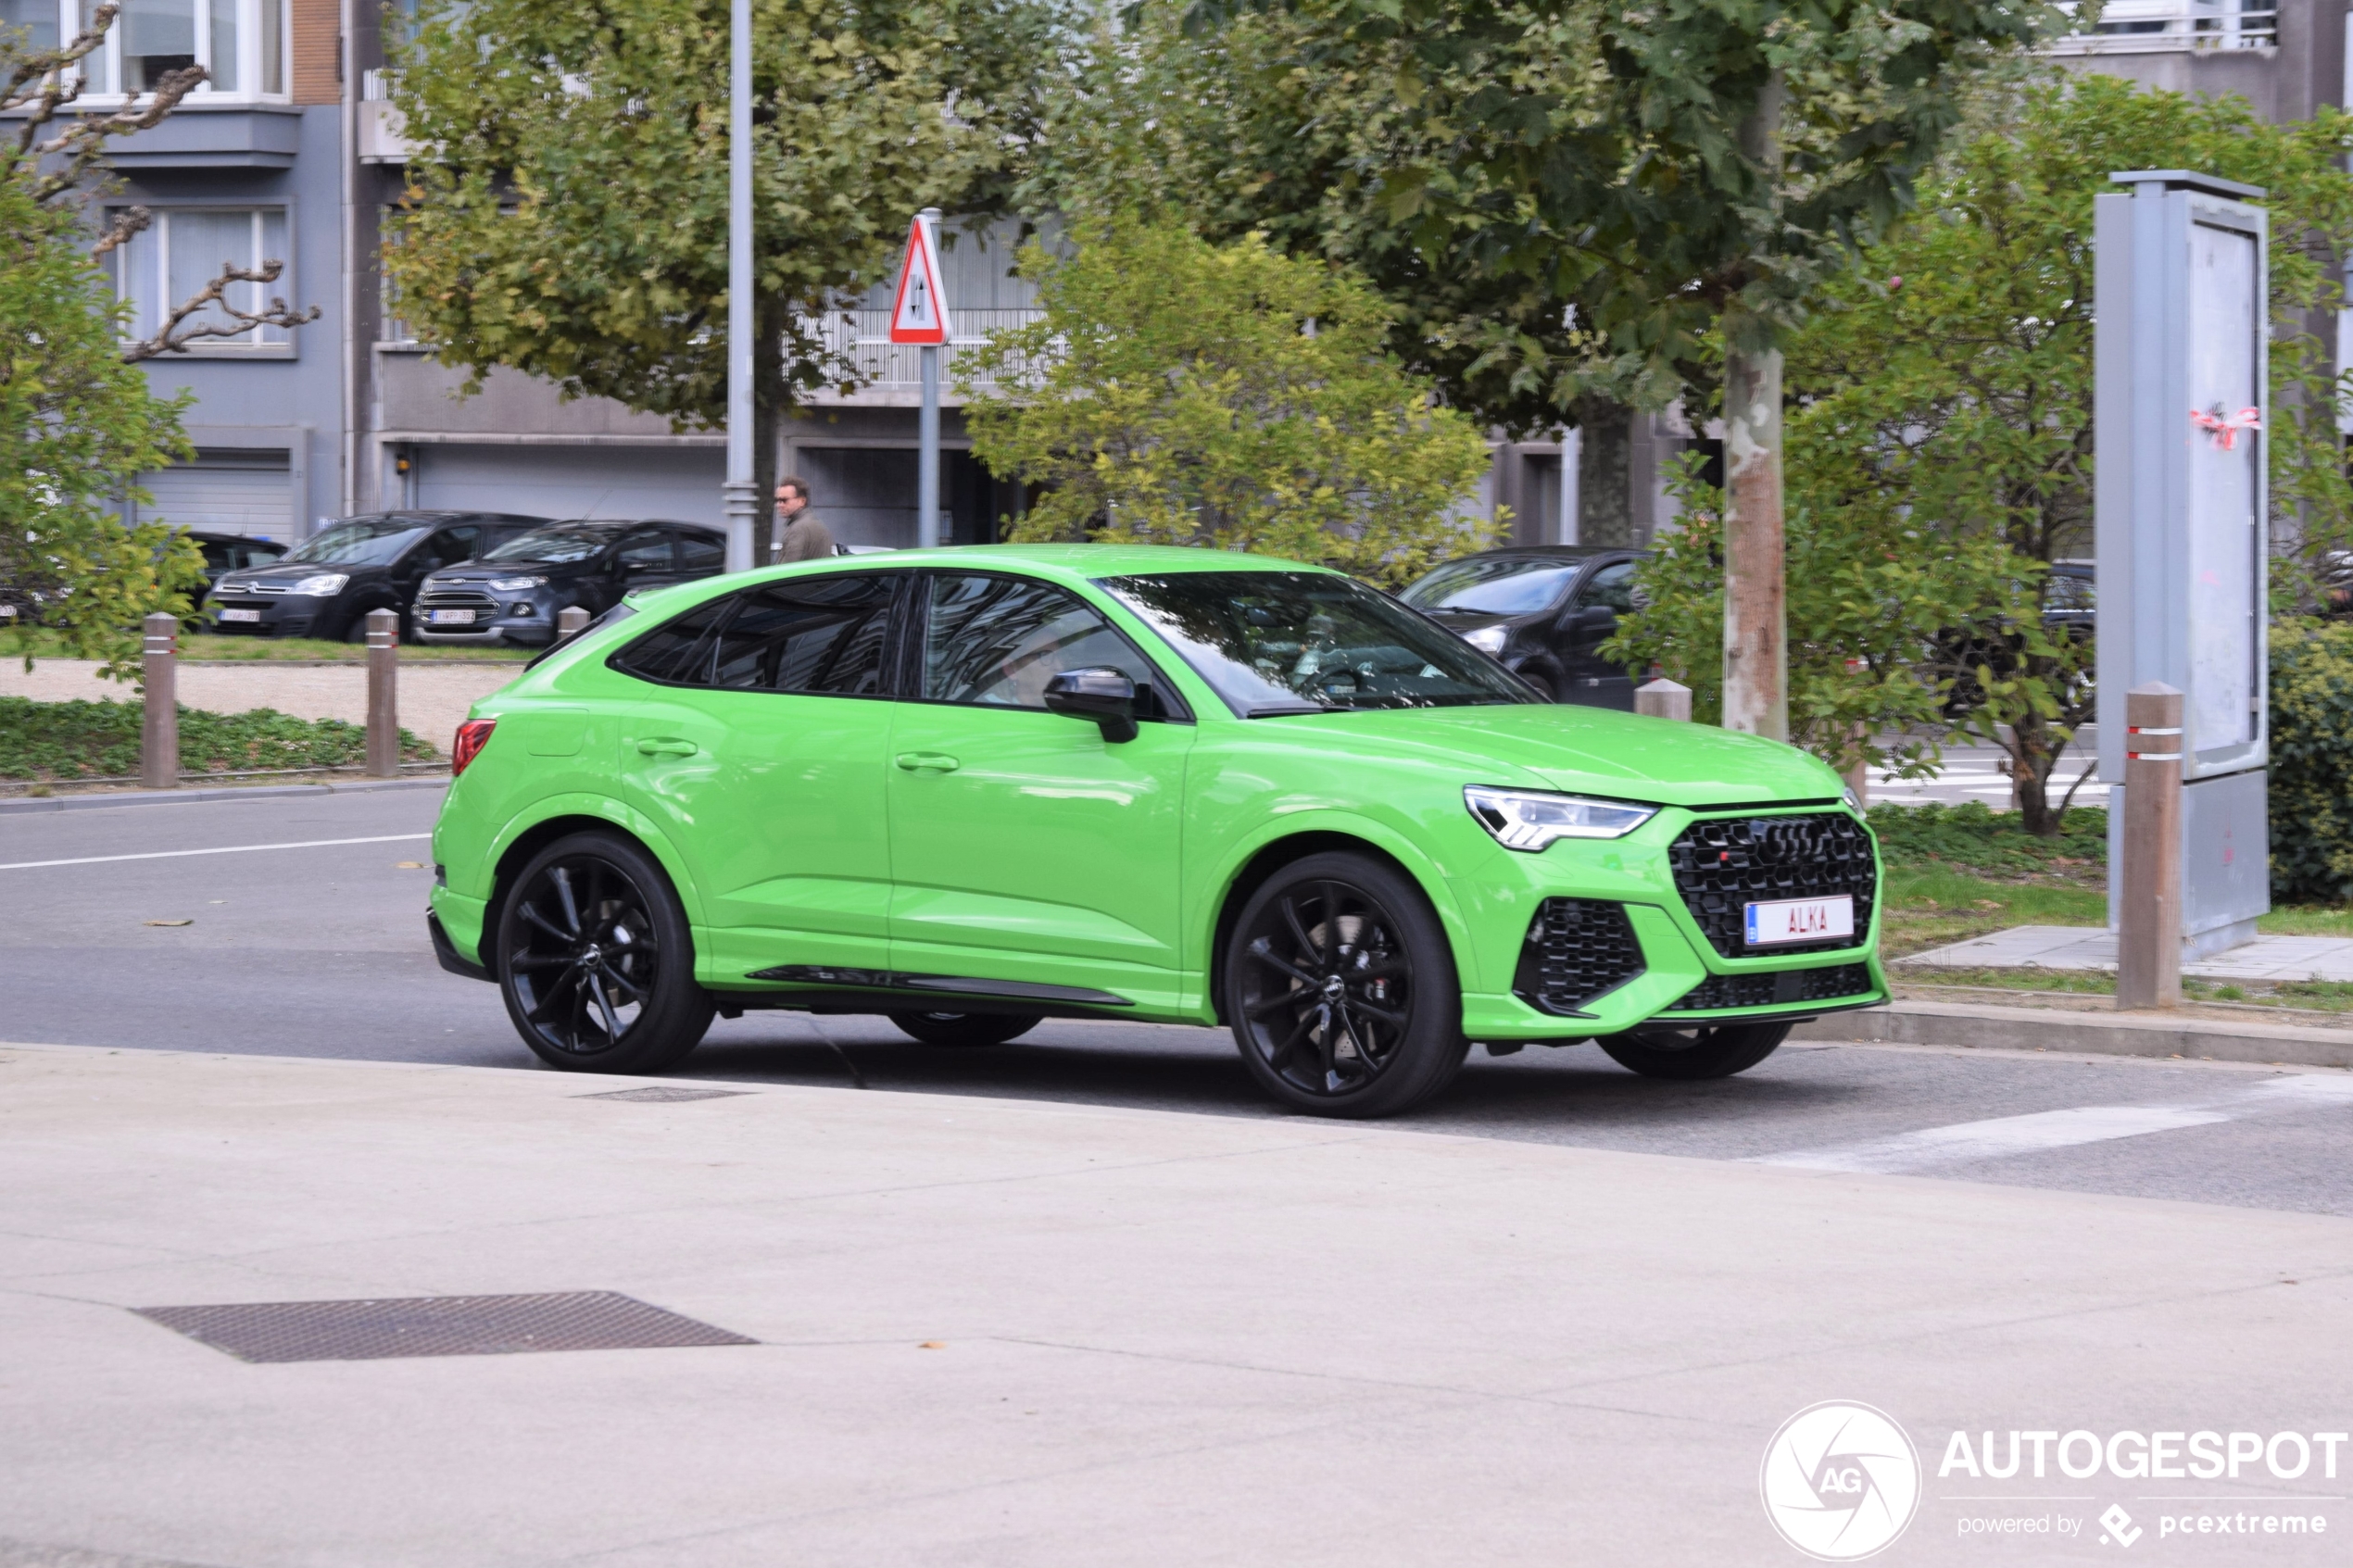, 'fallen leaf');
144,919,193,927
394,861,427,870
919,1340,946,1349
